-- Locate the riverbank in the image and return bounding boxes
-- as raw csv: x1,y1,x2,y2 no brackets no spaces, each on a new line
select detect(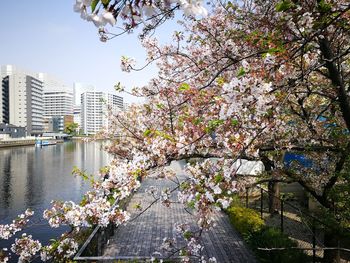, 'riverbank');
0,138,62,148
